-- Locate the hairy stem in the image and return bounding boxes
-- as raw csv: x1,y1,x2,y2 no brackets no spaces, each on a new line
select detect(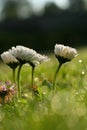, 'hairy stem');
53,62,62,89
31,66,35,89
13,68,15,83
17,64,22,98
